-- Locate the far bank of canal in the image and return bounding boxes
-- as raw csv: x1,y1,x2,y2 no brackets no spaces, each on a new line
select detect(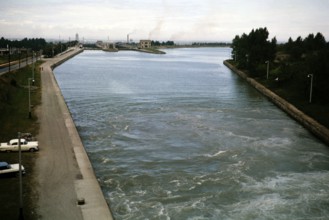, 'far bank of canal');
223,60,329,146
